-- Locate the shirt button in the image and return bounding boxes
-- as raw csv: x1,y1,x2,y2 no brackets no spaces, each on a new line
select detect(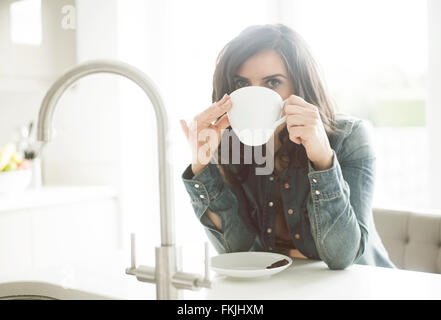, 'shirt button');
284,183,290,189
268,201,274,207
288,209,294,215
199,194,205,199
267,228,272,233
269,176,274,181
194,183,200,188
315,190,320,195
312,178,317,183
295,234,300,239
